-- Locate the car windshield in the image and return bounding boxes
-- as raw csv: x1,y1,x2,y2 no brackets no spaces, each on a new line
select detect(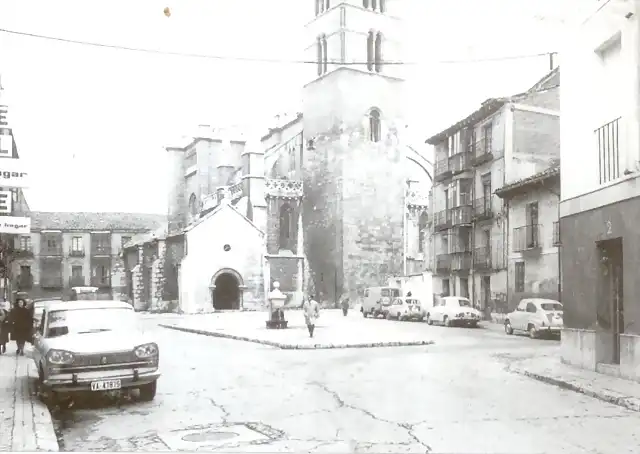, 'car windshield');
381,288,401,298
46,308,137,337
541,302,563,311
450,298,471,307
